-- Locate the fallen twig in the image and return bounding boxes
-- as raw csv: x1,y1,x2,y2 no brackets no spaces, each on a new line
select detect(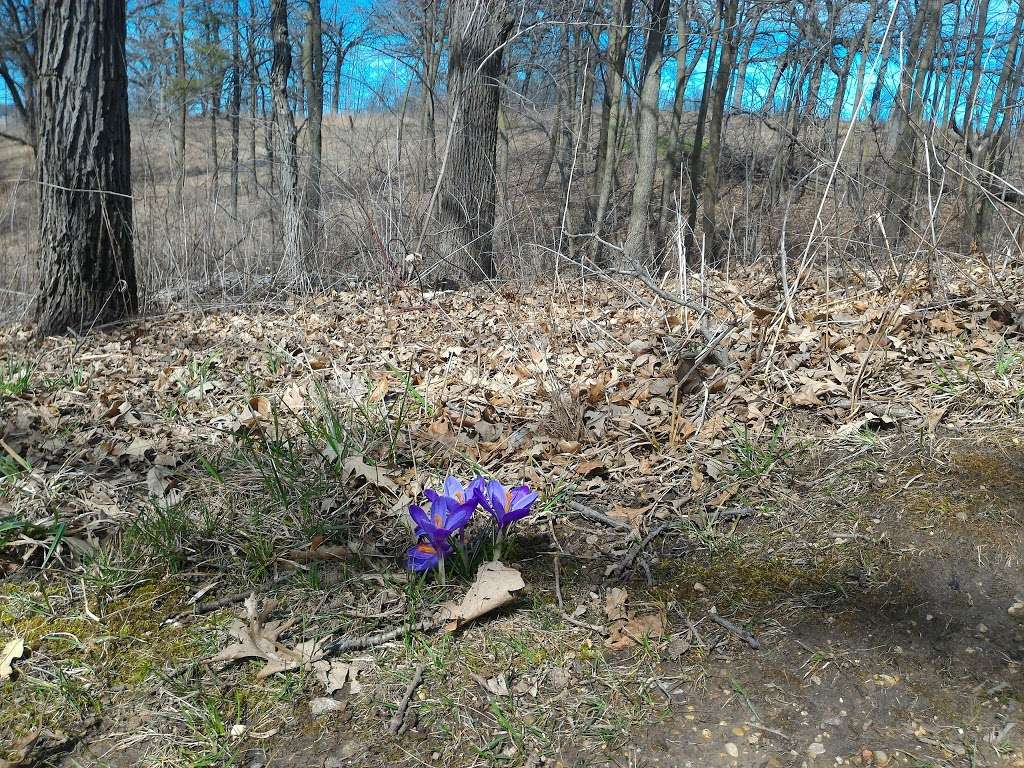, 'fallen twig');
166,572,296,623
709,612,761,650
559,611,606,634
388,662,427,735
568,500,634,533
606,524,669,579
322,616,442,656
